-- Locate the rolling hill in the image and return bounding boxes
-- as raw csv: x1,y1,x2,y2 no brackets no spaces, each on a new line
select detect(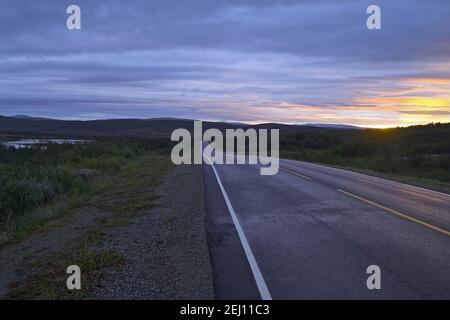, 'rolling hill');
0,115,350,139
